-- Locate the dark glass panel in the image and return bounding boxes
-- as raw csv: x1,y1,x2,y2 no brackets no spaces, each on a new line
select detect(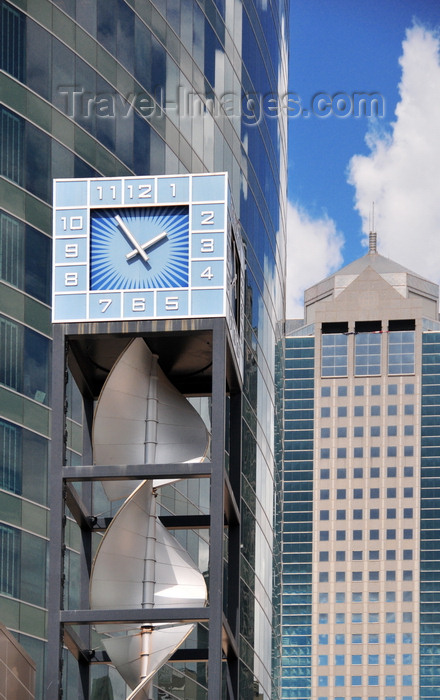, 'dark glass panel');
76,0,97,36
116,0,135,73
26,19,51,99
25,223,51,304
0,523,19,596
0,419,21,494
24,122,51,201
97,0,117,53
0,106,24,185
21,531,47,606
0,0,25,81
52,38,75,113
22,425,48,505
0,315,50,404
95,75,116,151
